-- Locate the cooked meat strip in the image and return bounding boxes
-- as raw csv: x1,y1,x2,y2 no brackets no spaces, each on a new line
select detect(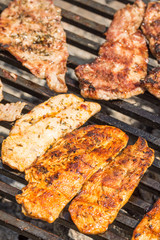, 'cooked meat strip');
0,102,26,122
0,0,68,92
1,94,101,171
132,199,160,240
141,1,160,62
69,137,154,235
142,67,160,99
75,0,148,101
16,125,128,223
0,79,3,101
